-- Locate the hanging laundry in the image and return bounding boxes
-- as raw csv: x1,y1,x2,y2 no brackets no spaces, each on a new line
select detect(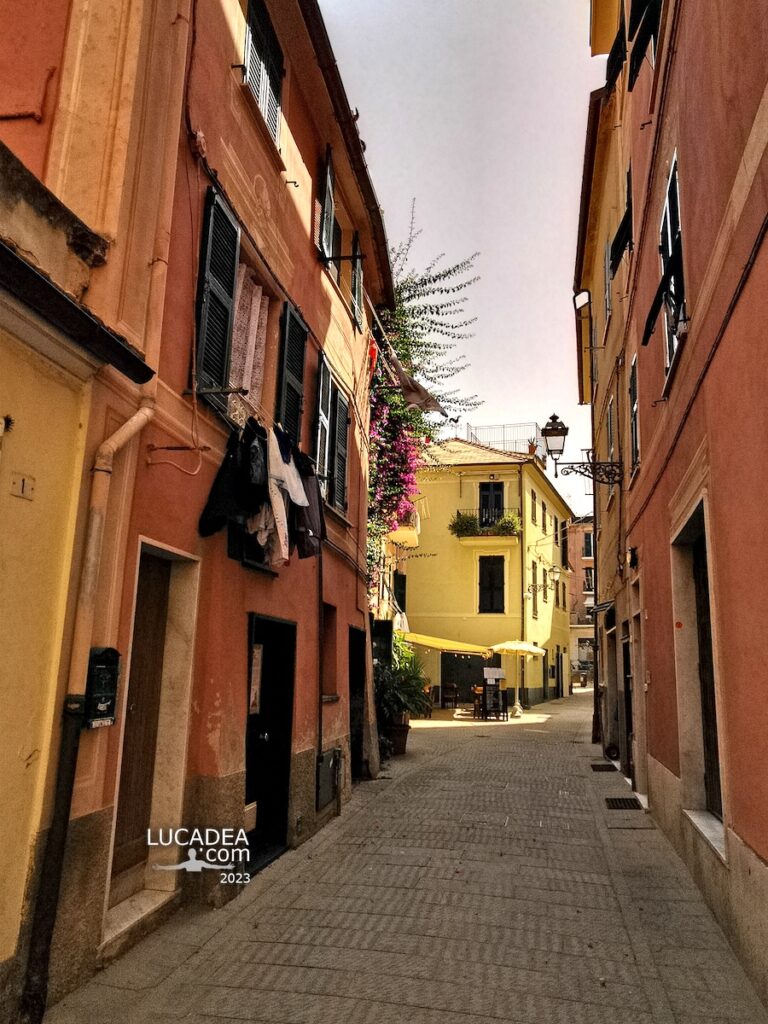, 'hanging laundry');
199,420,269,538
291,449,327,559
228,267,269,421
273,423,294,464
266,428,308,566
